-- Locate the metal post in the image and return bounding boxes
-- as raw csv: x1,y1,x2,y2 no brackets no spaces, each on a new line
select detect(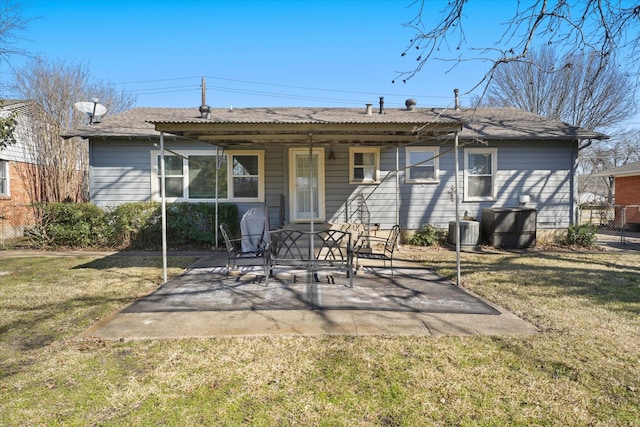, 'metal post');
215,144,220,250
160,132,168,283
396,146,400,230
308,133,316,306
454,131,461,286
